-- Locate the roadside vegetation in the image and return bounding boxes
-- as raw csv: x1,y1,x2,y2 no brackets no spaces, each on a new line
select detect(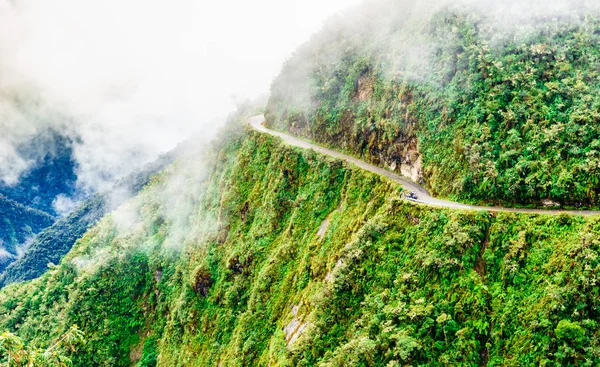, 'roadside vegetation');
3,2,600,364
0,326,83,366
0,120,599,365
266,0,600,208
